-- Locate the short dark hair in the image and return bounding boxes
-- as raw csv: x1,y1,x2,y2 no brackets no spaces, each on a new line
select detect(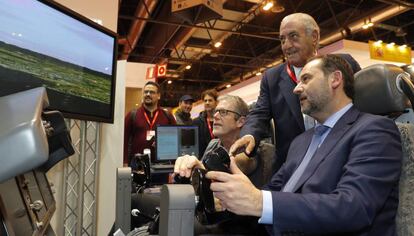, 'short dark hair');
201,89,218,101
309,54,355,99
144,81,160,93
